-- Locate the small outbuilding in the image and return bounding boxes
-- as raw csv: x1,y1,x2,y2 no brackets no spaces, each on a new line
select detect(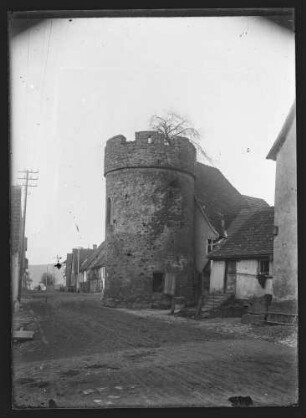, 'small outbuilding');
194,162,270,299
208,207,274,299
